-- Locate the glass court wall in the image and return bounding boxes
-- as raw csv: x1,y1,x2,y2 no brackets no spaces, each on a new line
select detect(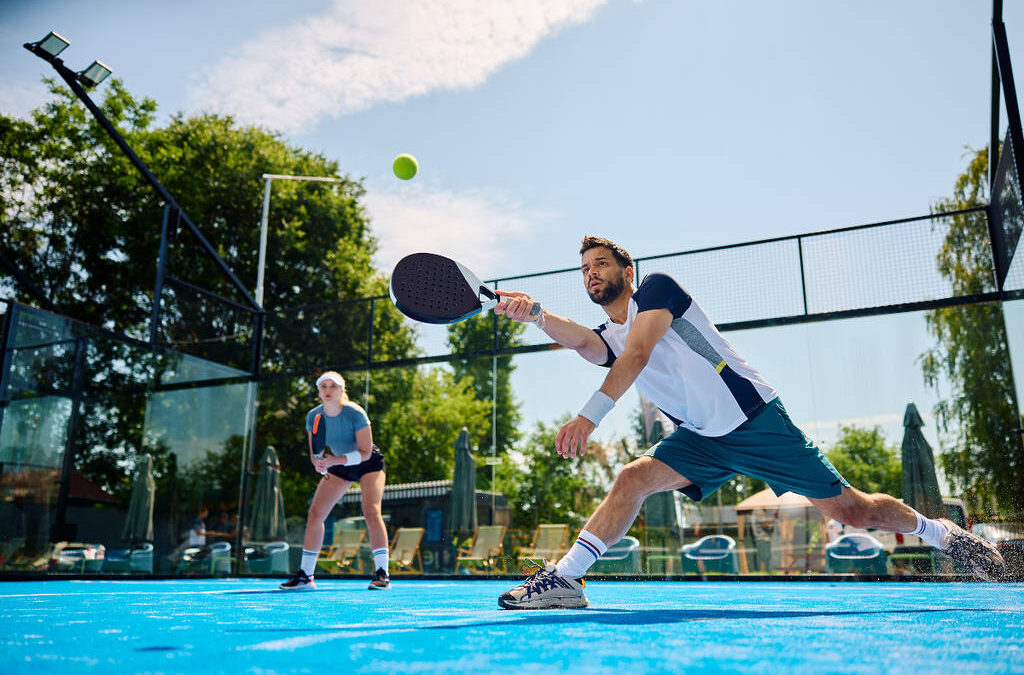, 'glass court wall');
2,207,1022,578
